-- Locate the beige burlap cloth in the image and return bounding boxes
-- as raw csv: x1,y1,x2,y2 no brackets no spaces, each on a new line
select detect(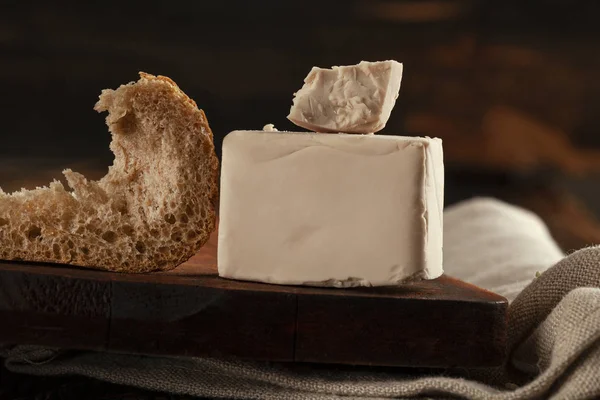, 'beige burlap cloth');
2,198,600,399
